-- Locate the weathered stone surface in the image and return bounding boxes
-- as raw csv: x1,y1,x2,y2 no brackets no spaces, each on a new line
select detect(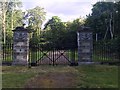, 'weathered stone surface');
77,27,93,64
82,49,90,53
12,26,30,66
